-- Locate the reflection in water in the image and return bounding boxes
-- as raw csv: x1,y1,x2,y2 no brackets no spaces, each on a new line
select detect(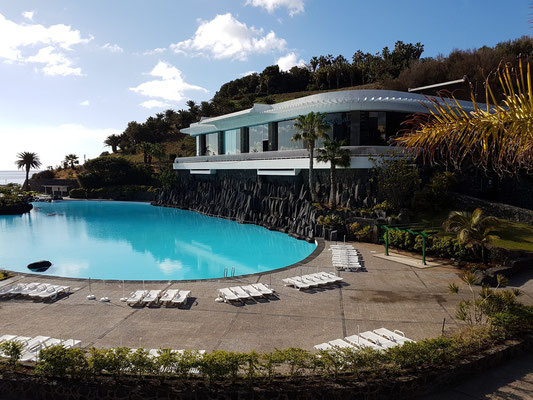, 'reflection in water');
0,201,315,280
